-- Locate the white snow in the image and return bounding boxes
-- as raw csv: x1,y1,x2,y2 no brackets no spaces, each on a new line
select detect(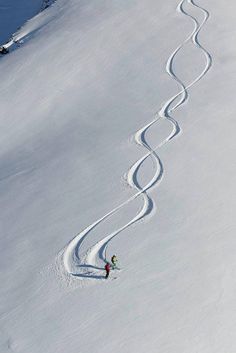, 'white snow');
0,0,236,352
